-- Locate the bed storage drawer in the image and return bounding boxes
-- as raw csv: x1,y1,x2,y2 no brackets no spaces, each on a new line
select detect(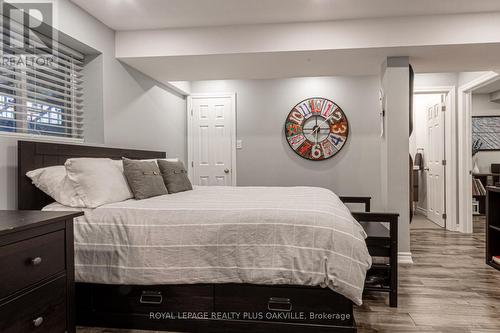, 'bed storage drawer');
0,276,67,333
0,230,65,298
89,284,214,315
214,284,354,326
